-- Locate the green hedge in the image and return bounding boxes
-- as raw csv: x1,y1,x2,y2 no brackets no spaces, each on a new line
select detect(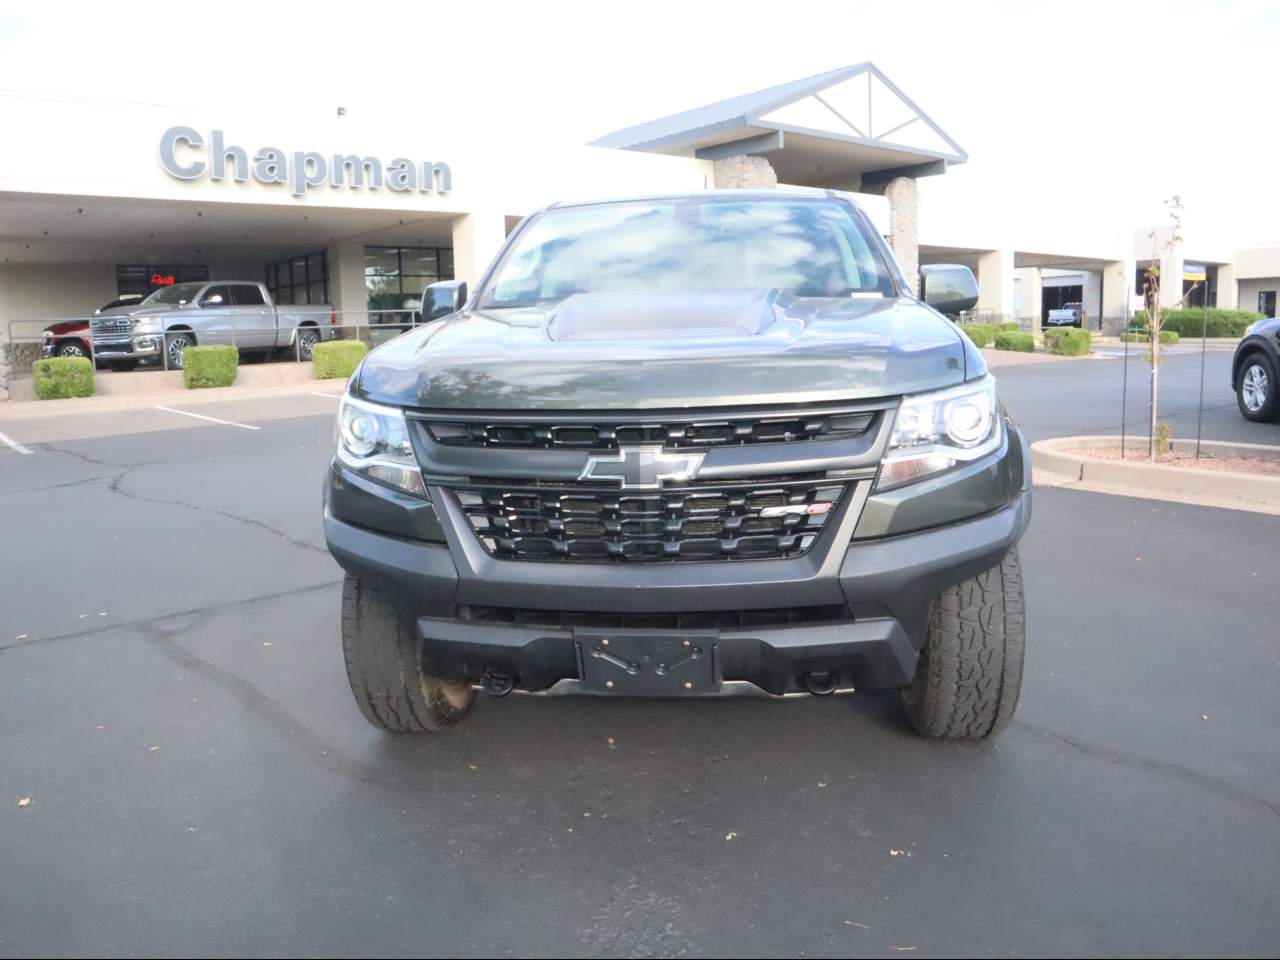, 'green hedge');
1132,308,1260,338
1120,330,1180,344
997,322,1022,332
1044,327,1092,356
994,331,1035,352
312,340,369,380
959,323,995,347
33,356,94,399
183,345,238,389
